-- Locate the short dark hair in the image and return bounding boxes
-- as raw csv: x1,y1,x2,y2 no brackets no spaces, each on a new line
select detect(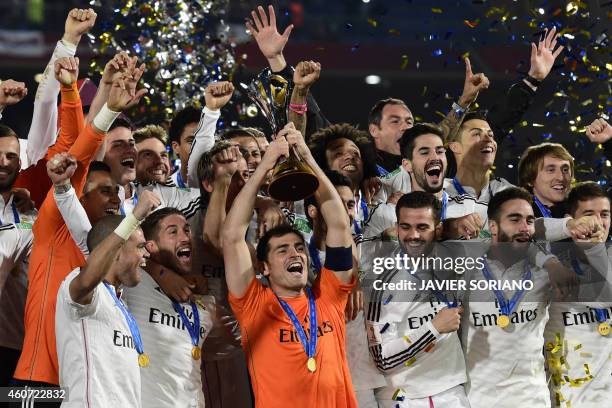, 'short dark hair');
395,191,442,224
567,182,610,216
308,123,371,174
487,187,533,222
87,215,124,252
399,122,445,161
448,110,489,143
169,106,201,145
140,207,185,240
256,224,305,263
83,161,112,194
368,98,410,127
108,117,134,133
304,171,353,227
0,124,18,139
